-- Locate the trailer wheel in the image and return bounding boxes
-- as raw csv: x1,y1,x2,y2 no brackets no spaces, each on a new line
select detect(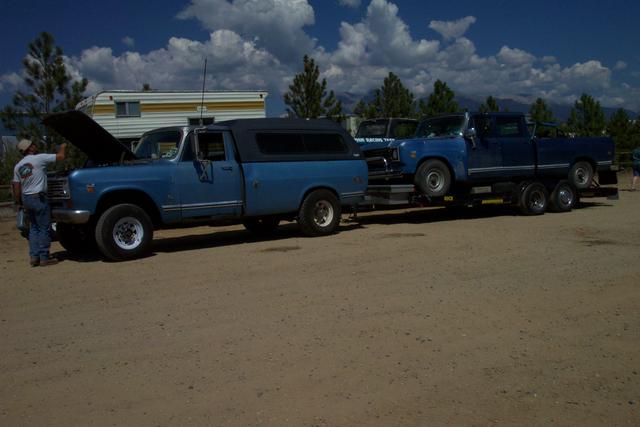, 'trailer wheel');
243,217,280,235
95,204,153,261
519,182,548,215
569,161,593,189
297,190,341,237
415,159,451,197
548,181,577,213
